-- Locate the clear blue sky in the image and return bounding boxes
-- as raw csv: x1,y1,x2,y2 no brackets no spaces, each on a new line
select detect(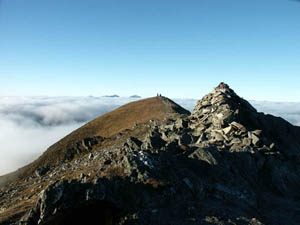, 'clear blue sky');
0,0,300,101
